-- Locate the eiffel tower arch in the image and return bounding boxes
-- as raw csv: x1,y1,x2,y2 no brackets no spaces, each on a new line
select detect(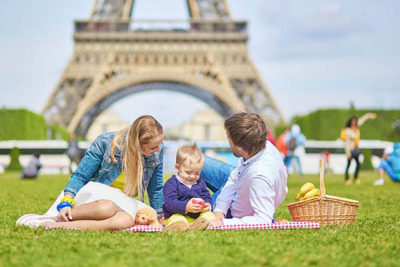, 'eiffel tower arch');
42,0,285,137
